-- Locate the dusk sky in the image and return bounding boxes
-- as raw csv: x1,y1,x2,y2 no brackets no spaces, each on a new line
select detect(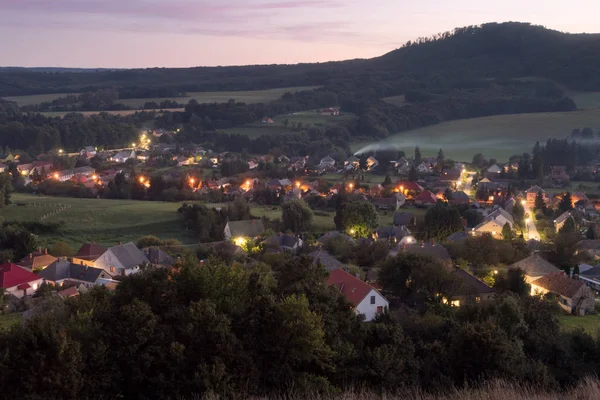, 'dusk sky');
1,0,598,68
